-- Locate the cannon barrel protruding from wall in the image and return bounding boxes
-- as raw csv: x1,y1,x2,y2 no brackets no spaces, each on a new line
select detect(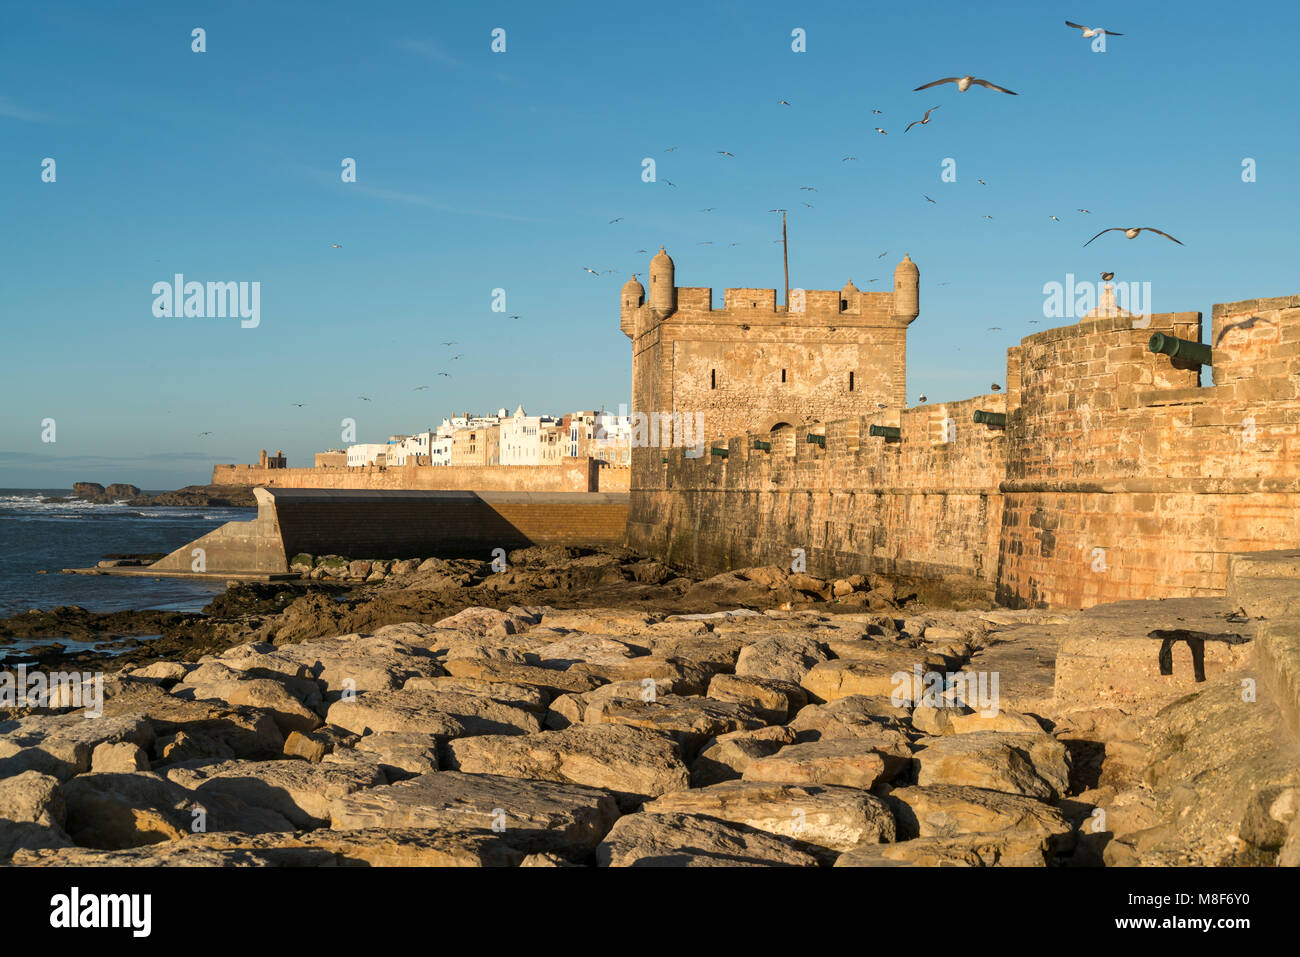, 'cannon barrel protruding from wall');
868,424,901,440
1149,332,1212,366
973,410,1007,426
